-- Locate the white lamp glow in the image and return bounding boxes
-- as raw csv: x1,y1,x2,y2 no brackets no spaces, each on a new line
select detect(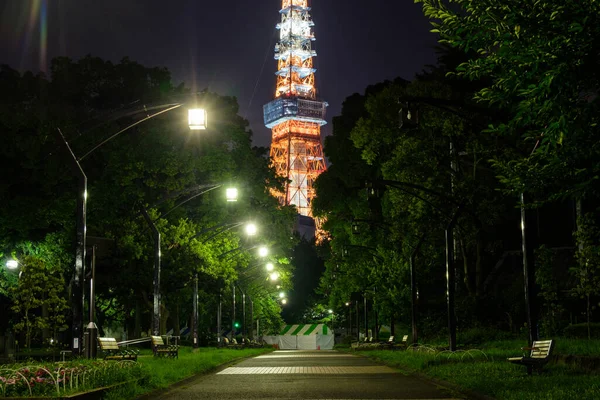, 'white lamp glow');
269,272,279,281
266,263,275,272
281,299,287,305
6,260,18,270
245,223,257,236
279,292,285,298
226,187,238,202
188,108,207,130
258,247,268,257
